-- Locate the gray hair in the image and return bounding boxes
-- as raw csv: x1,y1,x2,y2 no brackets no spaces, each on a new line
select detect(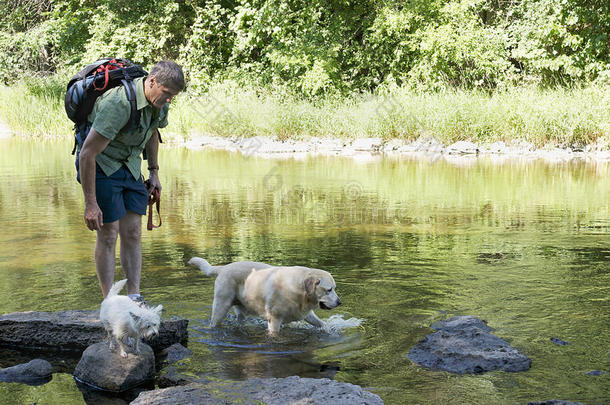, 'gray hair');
149,60,185,91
